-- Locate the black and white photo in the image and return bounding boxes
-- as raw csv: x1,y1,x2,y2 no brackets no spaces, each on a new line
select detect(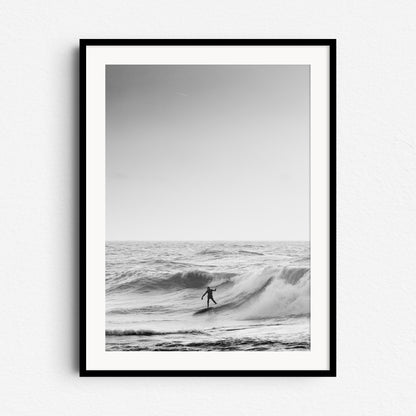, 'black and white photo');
105,64,311,353
81,40,336,375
